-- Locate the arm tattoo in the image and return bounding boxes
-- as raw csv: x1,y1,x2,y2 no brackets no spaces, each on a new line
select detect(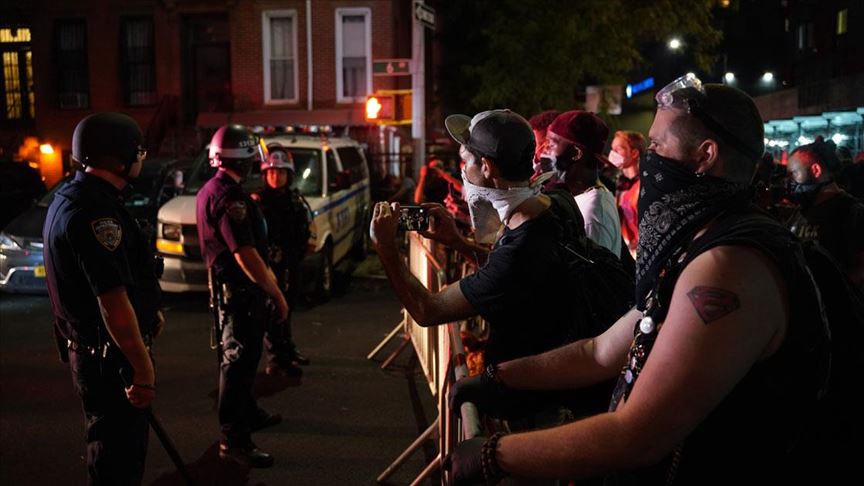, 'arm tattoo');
687,286,740,324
